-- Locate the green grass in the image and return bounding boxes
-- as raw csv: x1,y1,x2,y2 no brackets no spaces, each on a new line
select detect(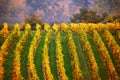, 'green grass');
61,31,73,80
0,39,5,48
72,32,91,80
20,31,35,79
34,30,46,80
4,44,16,80
49,32,58,80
